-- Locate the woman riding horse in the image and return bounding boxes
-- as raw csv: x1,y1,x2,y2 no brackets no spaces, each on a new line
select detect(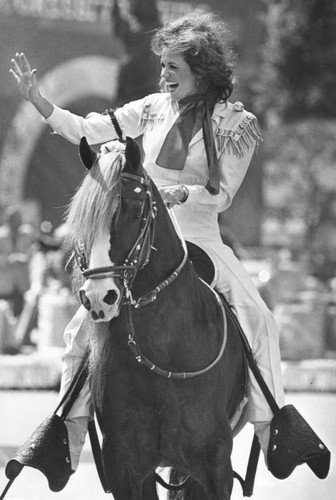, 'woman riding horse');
61,135,247,498
10,11,284,476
